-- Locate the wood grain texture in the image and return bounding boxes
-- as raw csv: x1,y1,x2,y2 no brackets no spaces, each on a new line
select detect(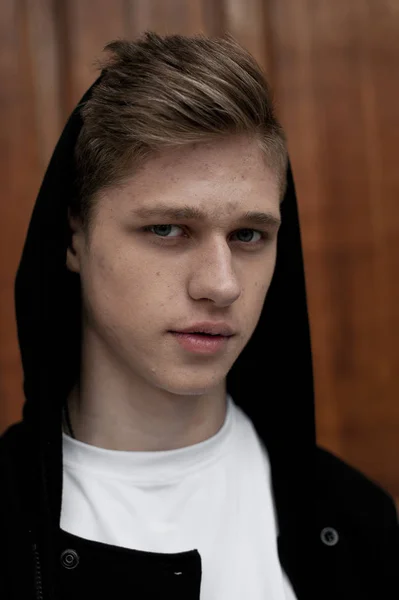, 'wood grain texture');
0,0,44,428
224,0,270,71
59,0,129,113
268,0,399,497
129,0,205,36
24,0,62,169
